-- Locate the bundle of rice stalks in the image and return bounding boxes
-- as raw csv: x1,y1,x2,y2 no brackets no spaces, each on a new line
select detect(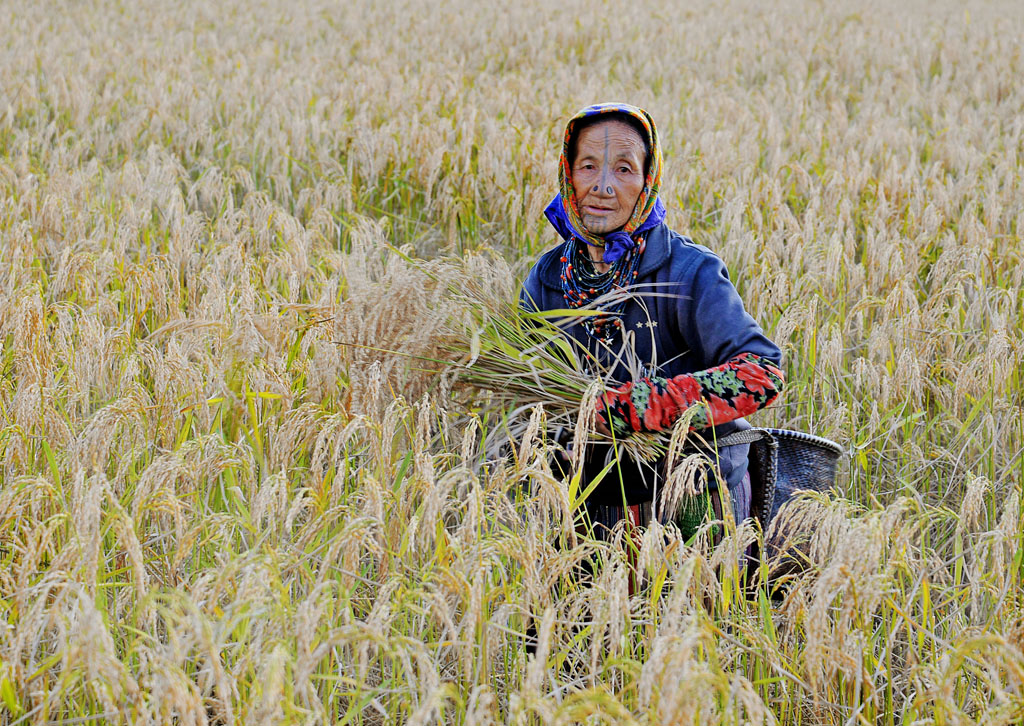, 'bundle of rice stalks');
445,268,680,464
454,303,593,410
463,310,671,455
356,245,675,463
